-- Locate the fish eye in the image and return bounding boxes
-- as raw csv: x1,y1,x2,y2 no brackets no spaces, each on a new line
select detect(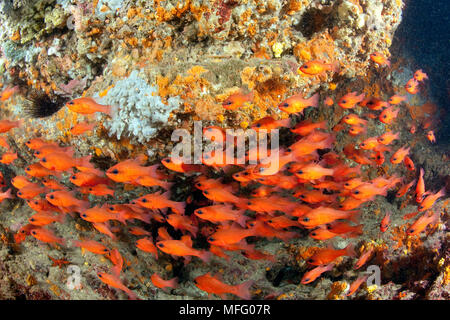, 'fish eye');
303,65,308,68
158,243,164,247
30,218,35,222
249,223,254,227
341,99,347,104
111,169,119,174
68,101,74,105
393,158,397,161
308,258,315,263
354,190,360,194
196,210,203,214
208,237,214,242
103,249,109,252
338,204,343,208
311,232,316,236
71,175,76,180
18,192,22,195
286,148,292,153
89,188,93,191
303,217,310,222
98,273,102,278
407,228,414,234
383,115,387,118
26,167,30,171
361,143,365,146
42,158,47,162
304,278,310,282
142,198,147,203
297,170,303,174
203,190,209,195
344,183,349,186
36,151,40,155
268,220,273,223
282,102,289,107
109,207,114,210
31,230,36,235
247,201,252,205
82,214,87,218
